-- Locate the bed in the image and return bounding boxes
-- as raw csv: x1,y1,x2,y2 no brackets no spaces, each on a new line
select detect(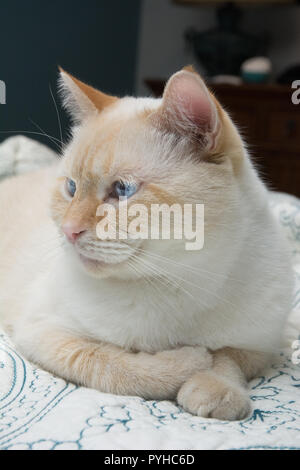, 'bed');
0,136,299,450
